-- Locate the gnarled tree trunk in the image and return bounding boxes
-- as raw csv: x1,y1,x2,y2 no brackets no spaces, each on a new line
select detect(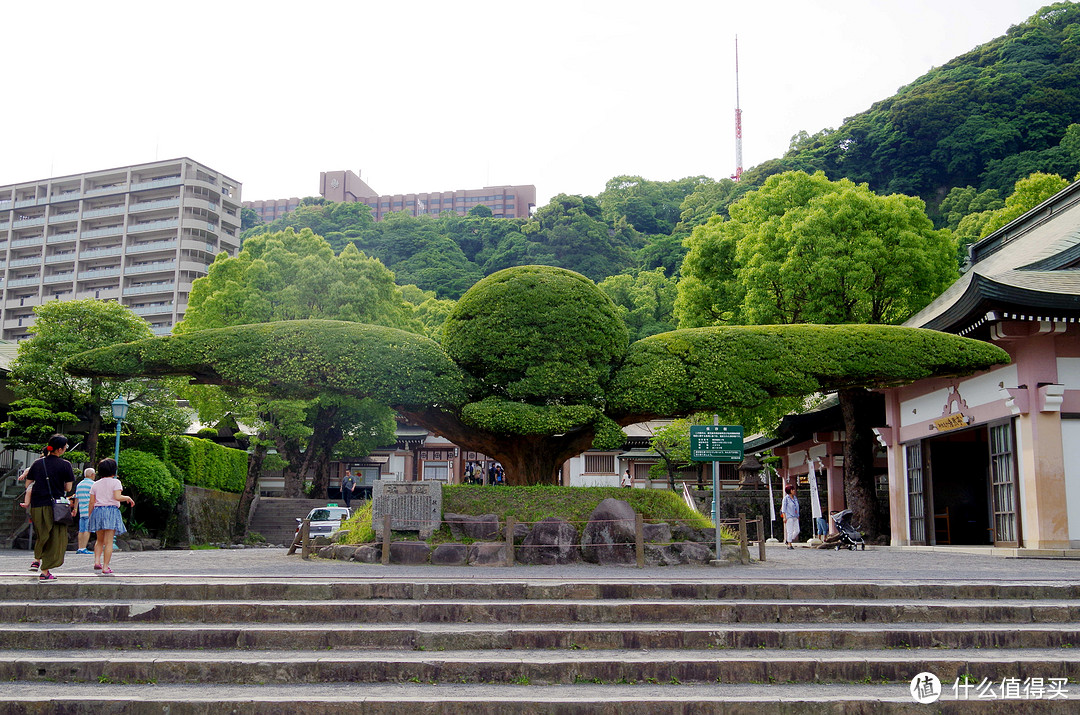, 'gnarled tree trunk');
839,387,881,541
